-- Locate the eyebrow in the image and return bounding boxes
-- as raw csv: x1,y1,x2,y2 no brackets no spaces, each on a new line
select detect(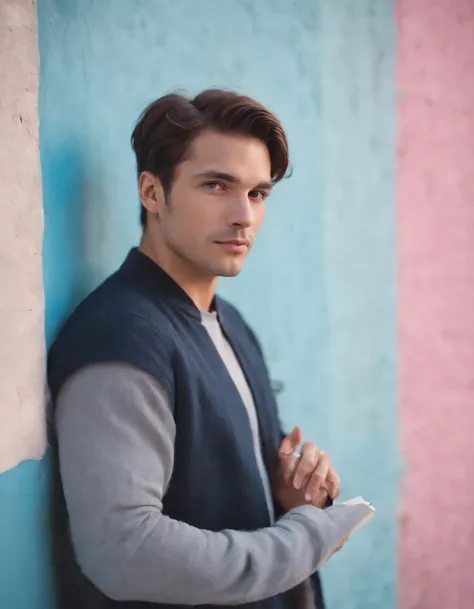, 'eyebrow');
194,170,273,191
